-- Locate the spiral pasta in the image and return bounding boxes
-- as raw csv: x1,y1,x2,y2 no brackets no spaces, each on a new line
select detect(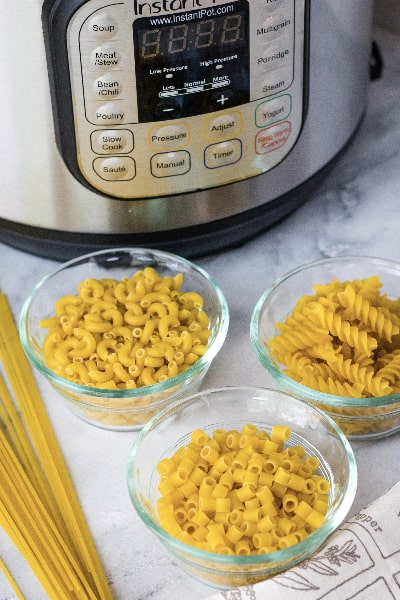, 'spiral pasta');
40,267,210,389
269,276,400,399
